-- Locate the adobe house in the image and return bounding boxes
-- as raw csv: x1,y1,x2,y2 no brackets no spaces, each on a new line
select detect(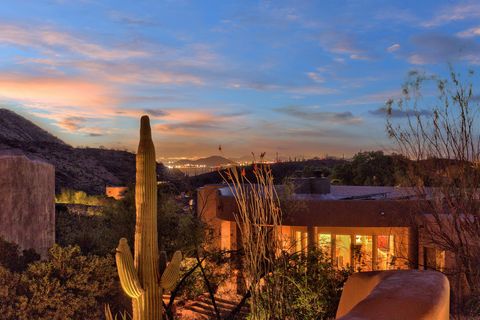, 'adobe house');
0,152,55,257
197,178,450,272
